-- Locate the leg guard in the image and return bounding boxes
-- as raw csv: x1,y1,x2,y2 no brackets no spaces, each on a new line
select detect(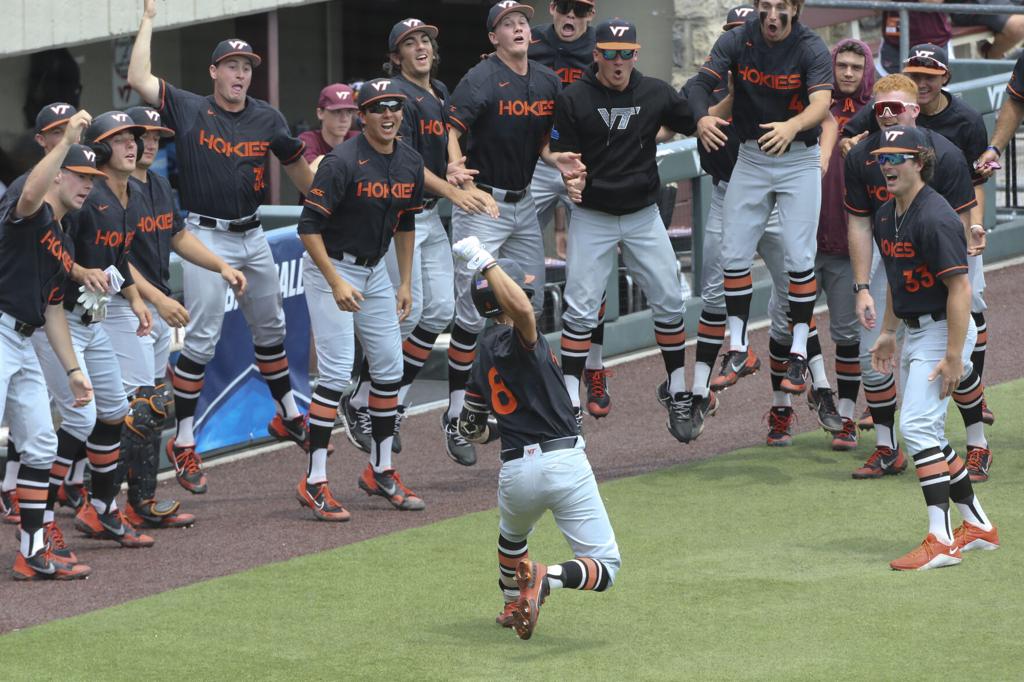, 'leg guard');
120,387,165,506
